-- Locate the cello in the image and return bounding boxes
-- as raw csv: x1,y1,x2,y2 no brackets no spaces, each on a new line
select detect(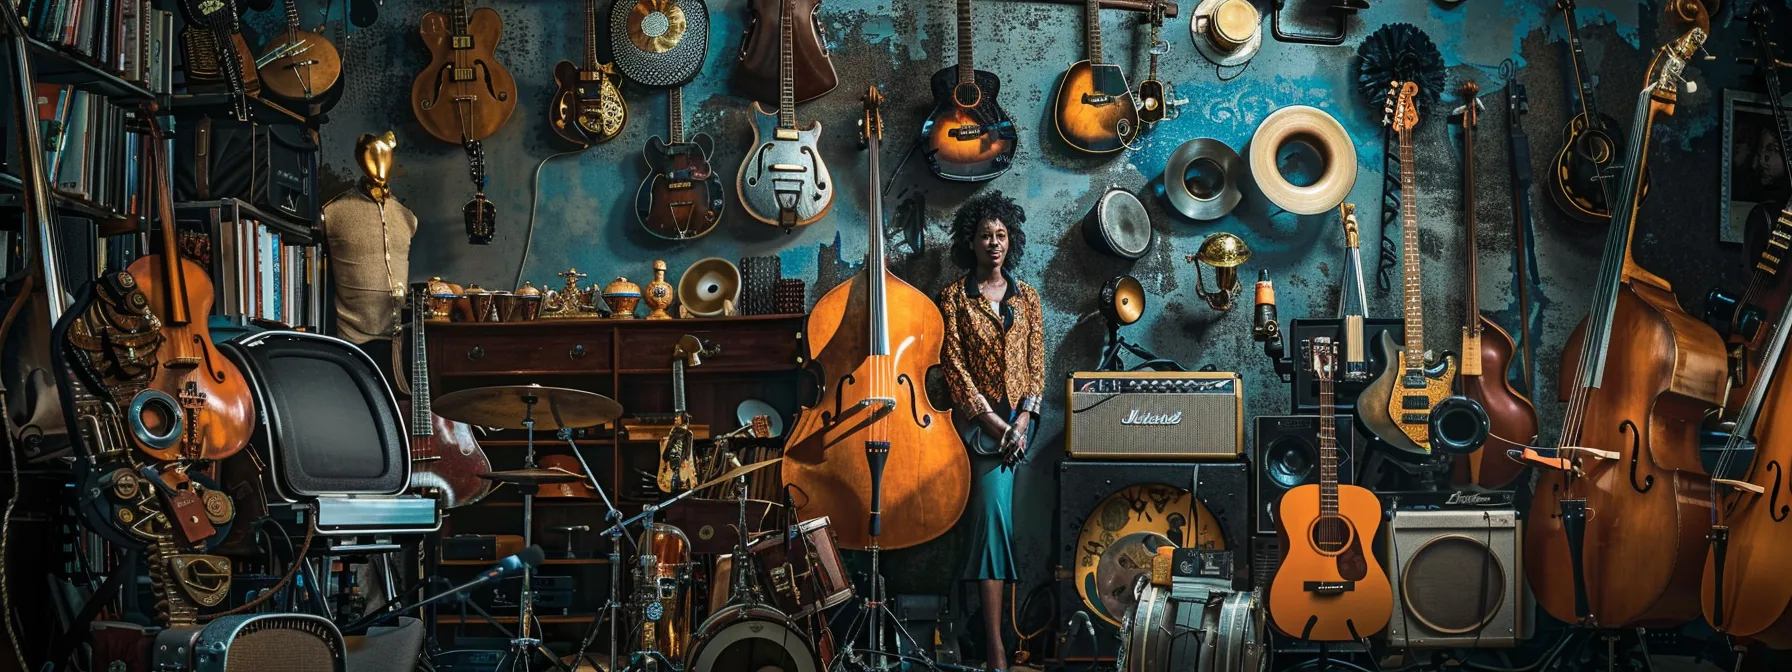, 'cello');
1701,5,1792,646
783,87,969,551
1521,28,1725,629
125,110,255,462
